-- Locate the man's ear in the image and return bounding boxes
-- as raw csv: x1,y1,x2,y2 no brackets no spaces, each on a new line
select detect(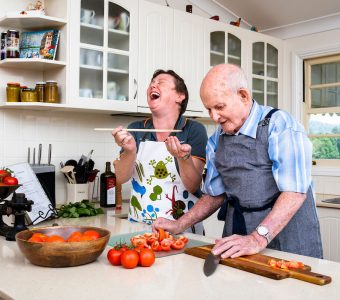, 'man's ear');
238,88,251,103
